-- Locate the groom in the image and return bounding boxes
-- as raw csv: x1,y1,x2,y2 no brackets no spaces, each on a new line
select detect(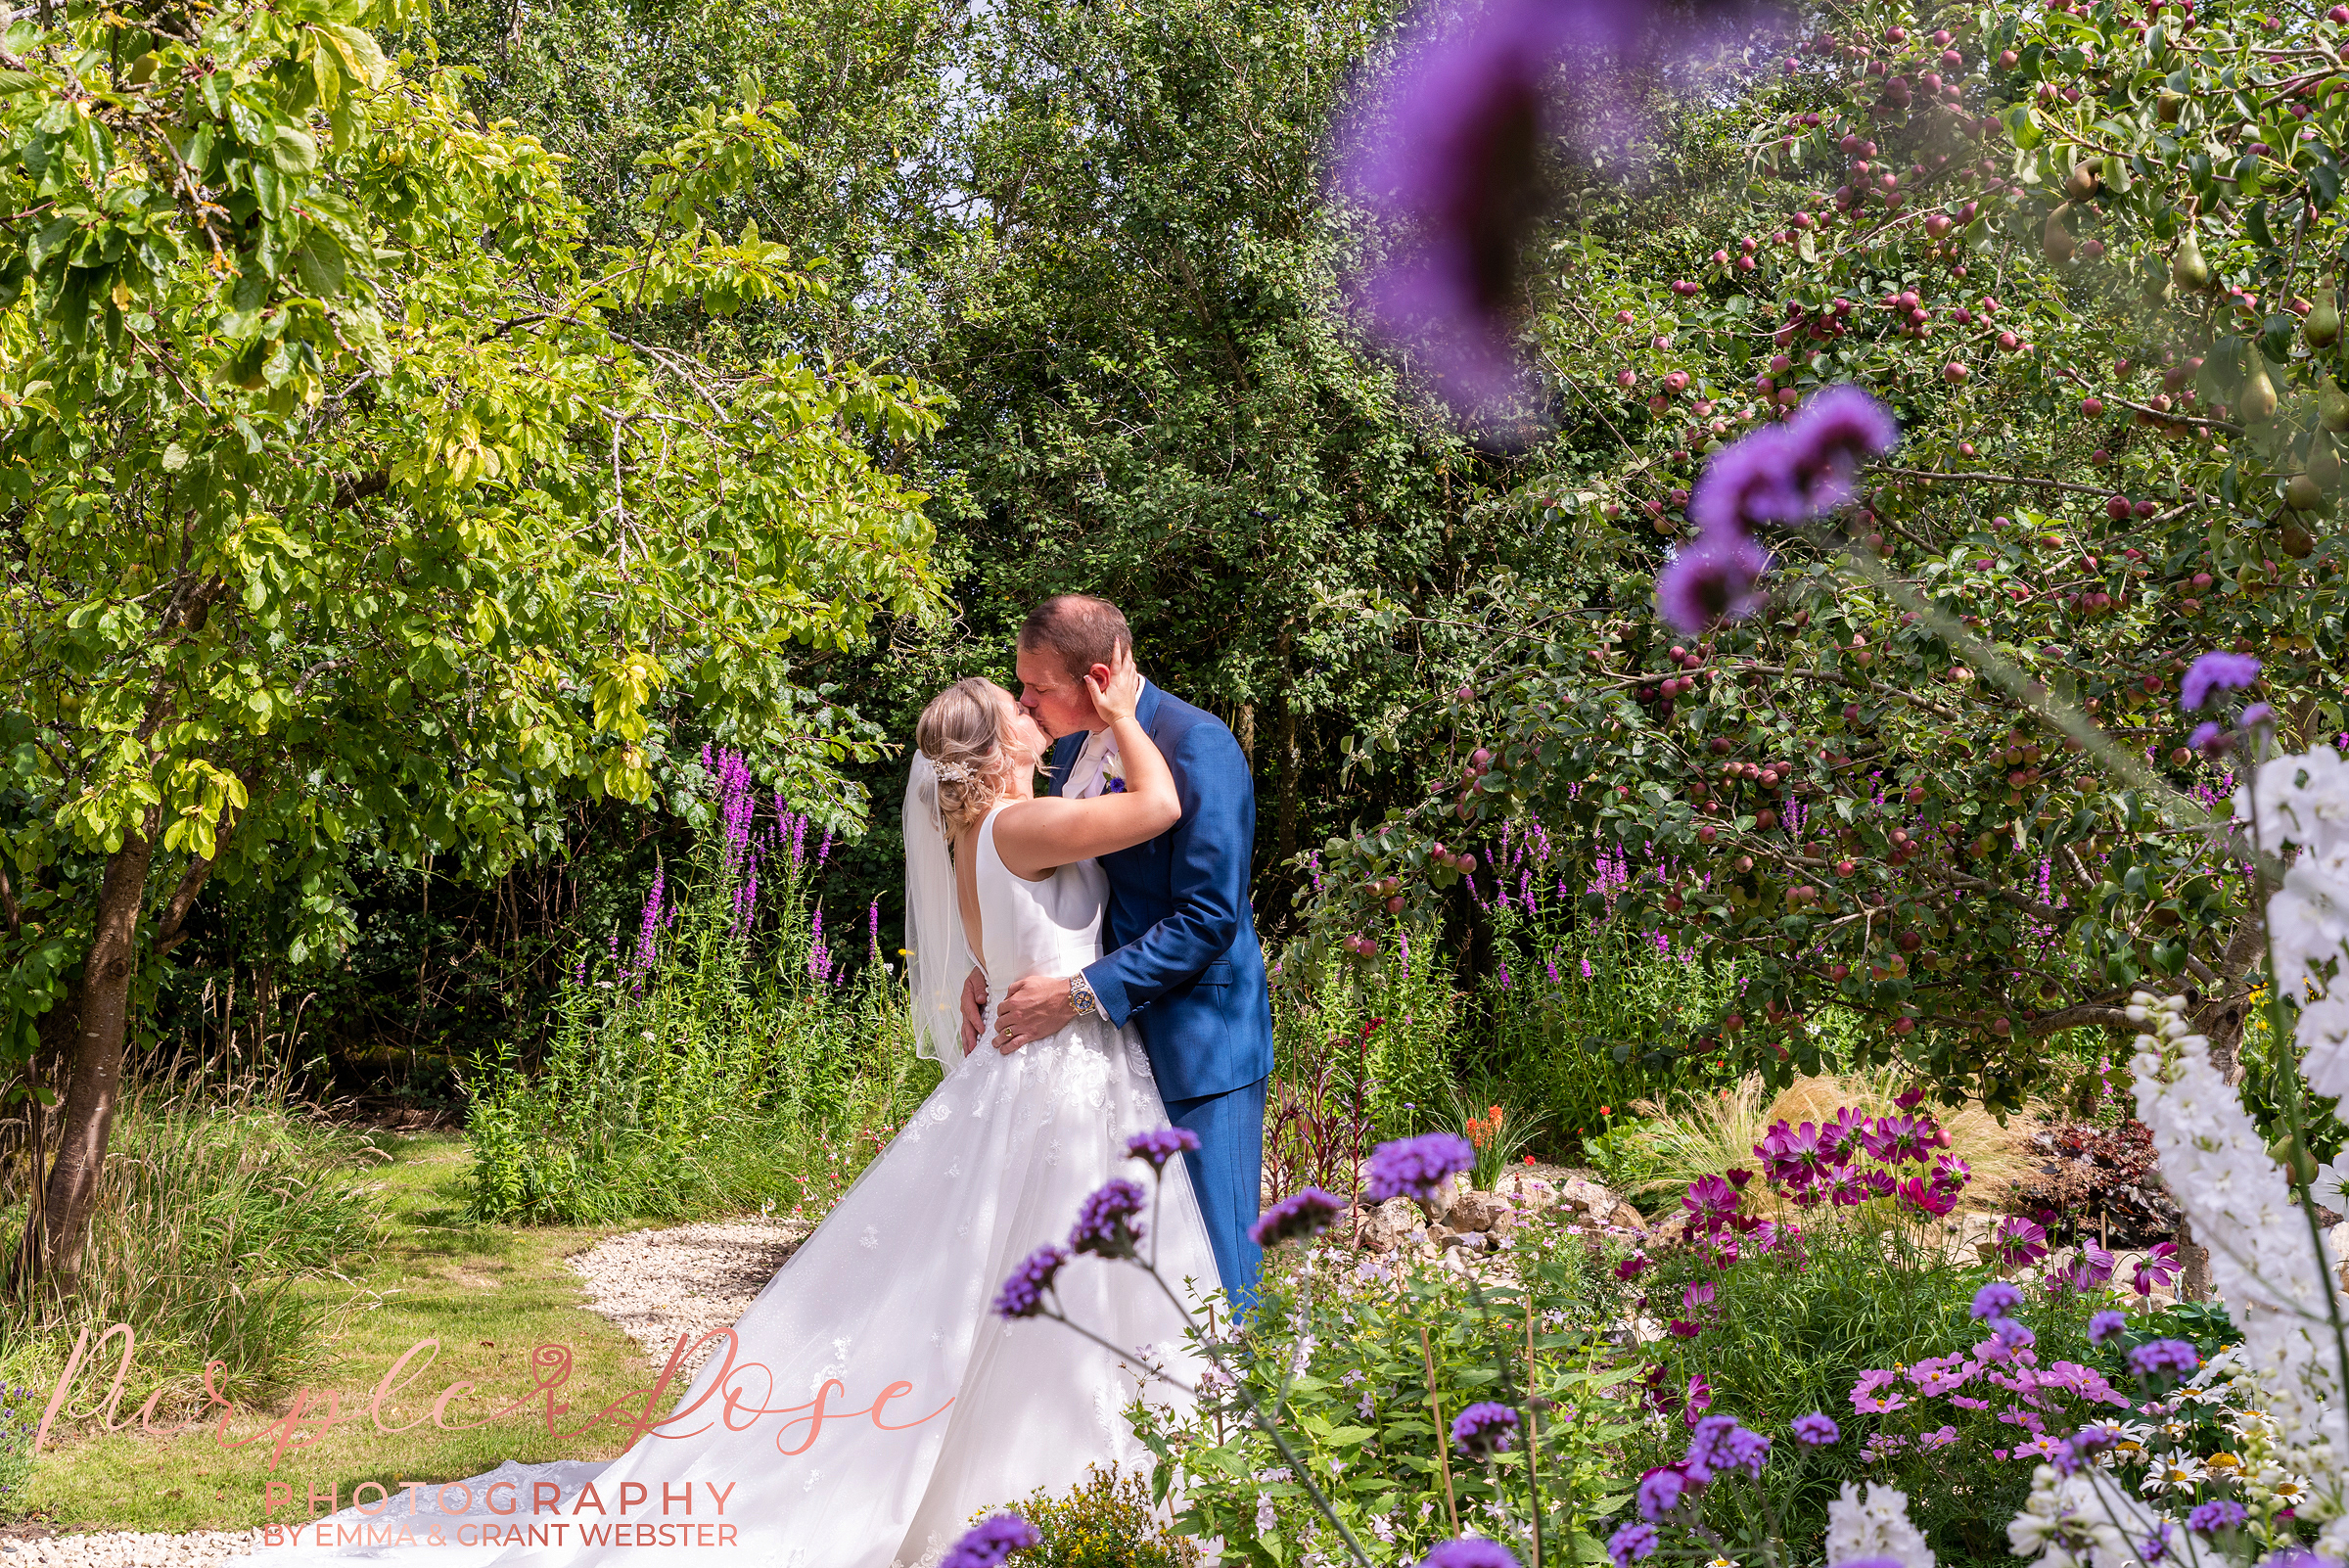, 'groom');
961,594,1274,1310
